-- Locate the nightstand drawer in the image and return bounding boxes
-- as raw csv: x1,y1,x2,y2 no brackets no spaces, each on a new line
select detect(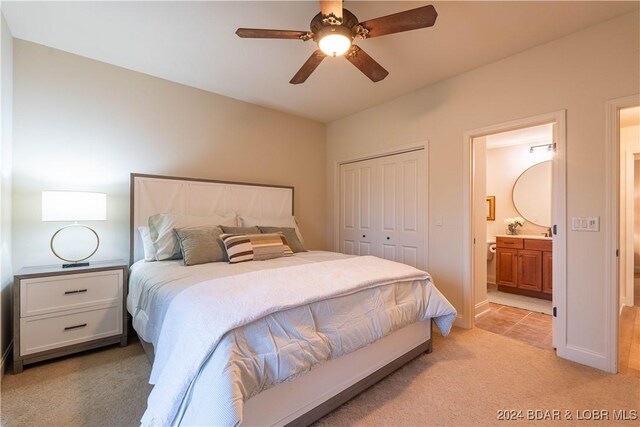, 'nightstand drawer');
20,305,122,356
20,270,122,317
